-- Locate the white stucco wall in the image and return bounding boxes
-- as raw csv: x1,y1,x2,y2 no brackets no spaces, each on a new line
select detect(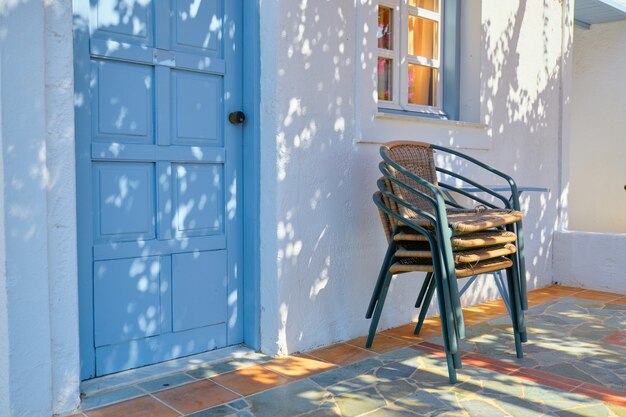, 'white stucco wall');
259,0,569,355
0,1,80,416
0,0,578,415
568,21,626,234
554,20,626,295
